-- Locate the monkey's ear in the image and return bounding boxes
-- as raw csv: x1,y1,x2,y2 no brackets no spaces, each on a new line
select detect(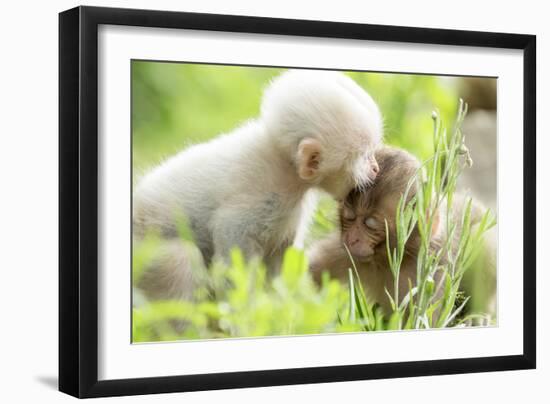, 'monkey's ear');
297,138,322,181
